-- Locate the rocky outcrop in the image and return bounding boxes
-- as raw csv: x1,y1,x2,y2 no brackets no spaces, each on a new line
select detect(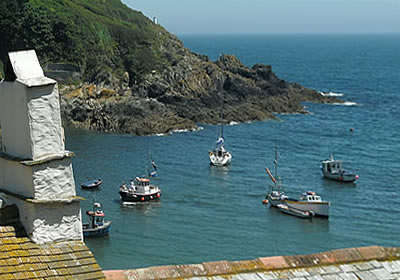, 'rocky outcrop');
60,38,340,135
